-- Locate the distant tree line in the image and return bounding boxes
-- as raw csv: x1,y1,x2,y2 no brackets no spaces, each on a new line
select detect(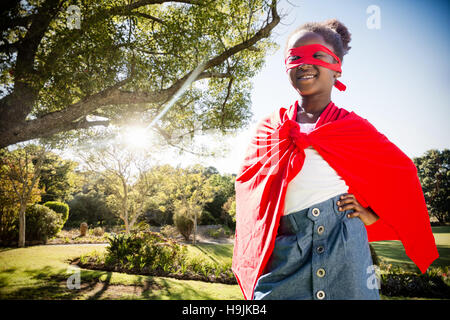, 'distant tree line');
1,145,447,247
0,143,237,246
